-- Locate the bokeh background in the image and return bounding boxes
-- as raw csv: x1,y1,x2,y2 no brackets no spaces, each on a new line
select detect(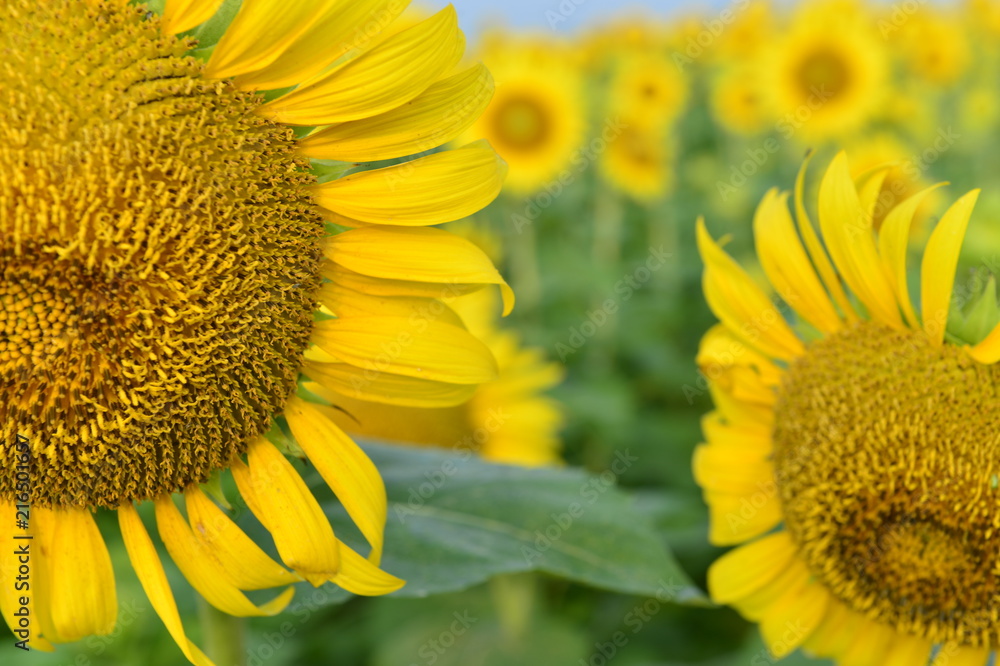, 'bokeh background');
14,0,1000,664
